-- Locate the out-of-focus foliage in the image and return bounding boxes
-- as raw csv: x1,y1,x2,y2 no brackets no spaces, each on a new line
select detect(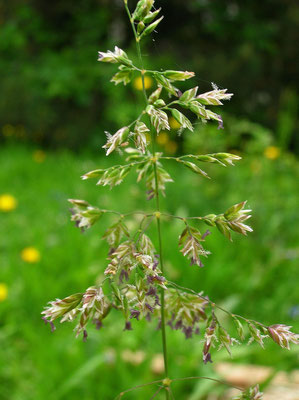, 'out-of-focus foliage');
183,113,274,156
0,0,298,150
0,0,139,149
157,0,299,152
